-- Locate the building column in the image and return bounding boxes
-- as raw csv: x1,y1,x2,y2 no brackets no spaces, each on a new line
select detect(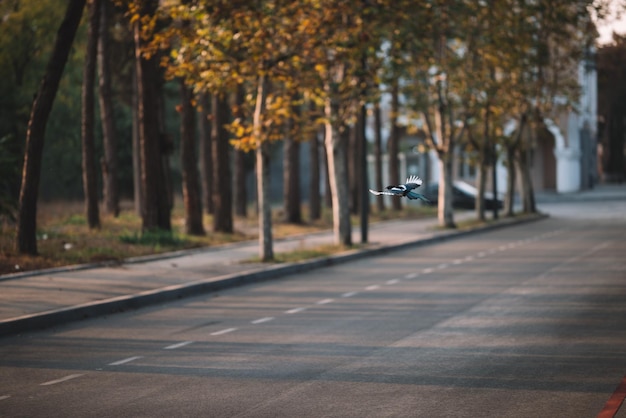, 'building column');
554,147,581,193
